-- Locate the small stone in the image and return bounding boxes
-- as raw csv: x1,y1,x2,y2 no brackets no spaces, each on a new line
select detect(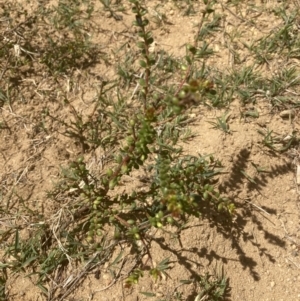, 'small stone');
279,109,295,118
270,281,275,288
156,292,164,297
136,240,143,247
105,11,112,18
283,134,293,142
169,10,174,15
142,254,150,266
102,272,112,285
